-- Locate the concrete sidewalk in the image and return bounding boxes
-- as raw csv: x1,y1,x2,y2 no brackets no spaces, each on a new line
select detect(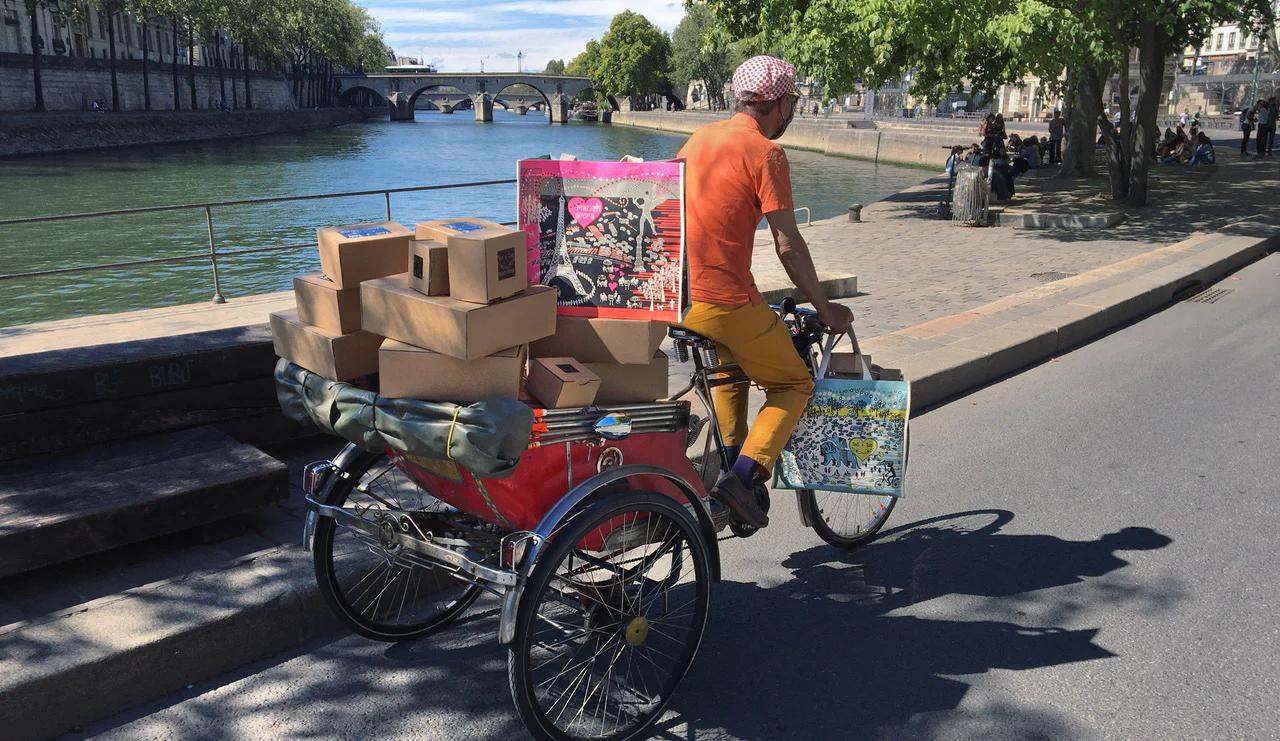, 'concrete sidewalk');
4,154,1280,739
